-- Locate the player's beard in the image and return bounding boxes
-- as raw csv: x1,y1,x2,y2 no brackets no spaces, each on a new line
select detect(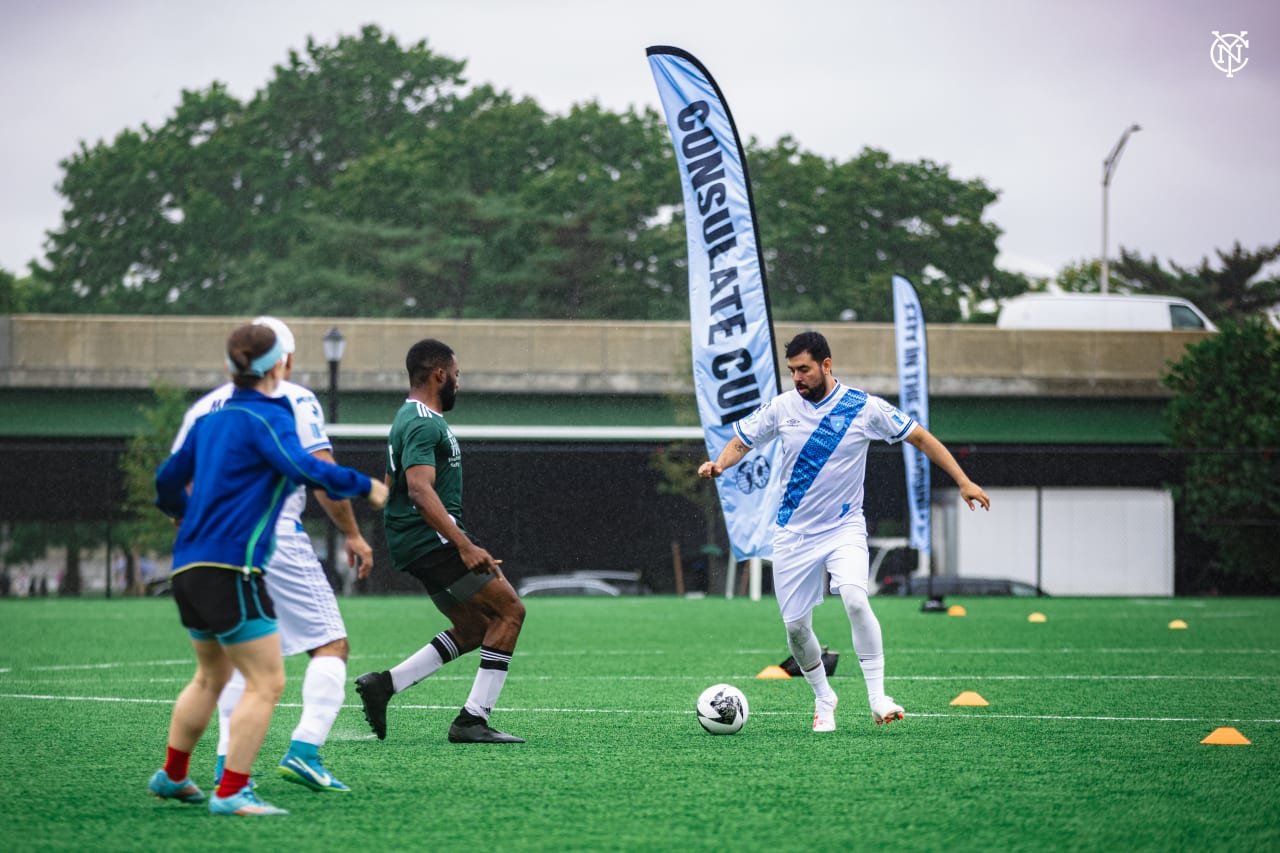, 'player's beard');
440,376,458,412
795,374,829,401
